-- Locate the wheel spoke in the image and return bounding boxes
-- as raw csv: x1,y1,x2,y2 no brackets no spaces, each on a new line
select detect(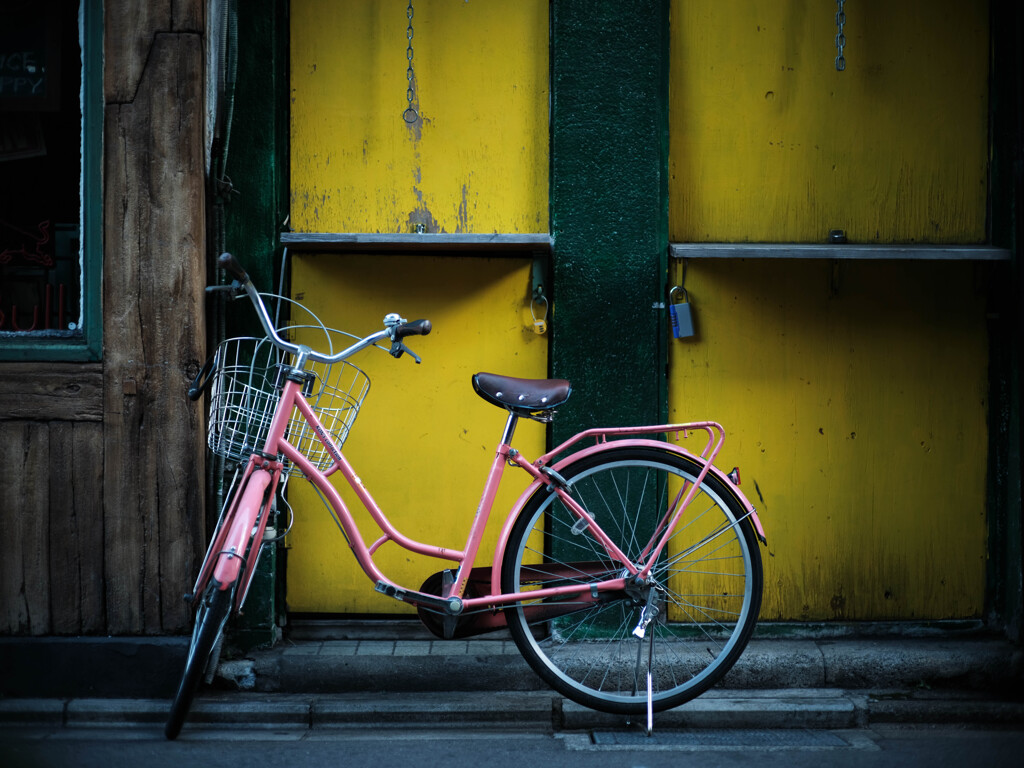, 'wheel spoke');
501,448,762,715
